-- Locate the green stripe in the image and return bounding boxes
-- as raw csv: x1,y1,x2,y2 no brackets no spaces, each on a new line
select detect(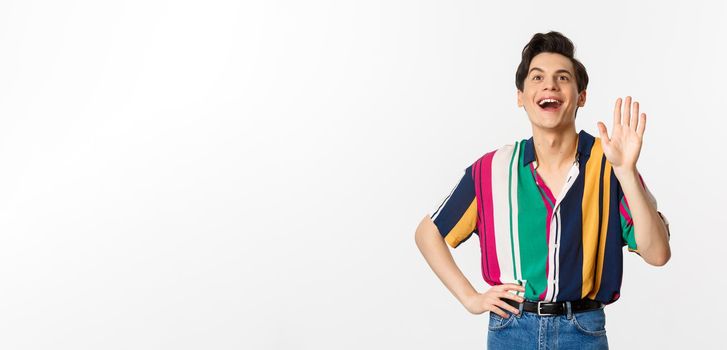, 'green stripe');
540,185,555,208
508,141,520,284
516,141,549,300
620,196,637,249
